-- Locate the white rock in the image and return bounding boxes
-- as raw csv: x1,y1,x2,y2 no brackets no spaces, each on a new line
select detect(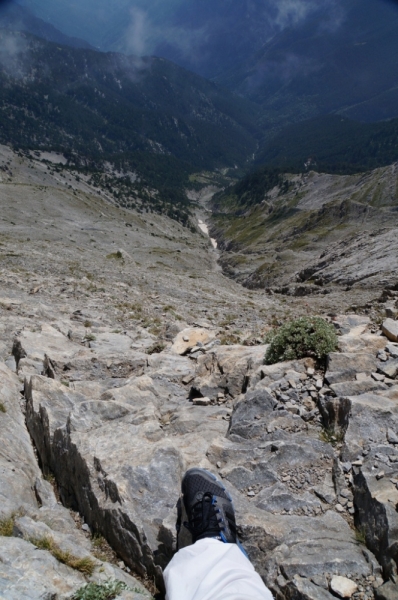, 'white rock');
171,328,216,355
382,319,398,343
330,575,358,598
192,396,211,406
